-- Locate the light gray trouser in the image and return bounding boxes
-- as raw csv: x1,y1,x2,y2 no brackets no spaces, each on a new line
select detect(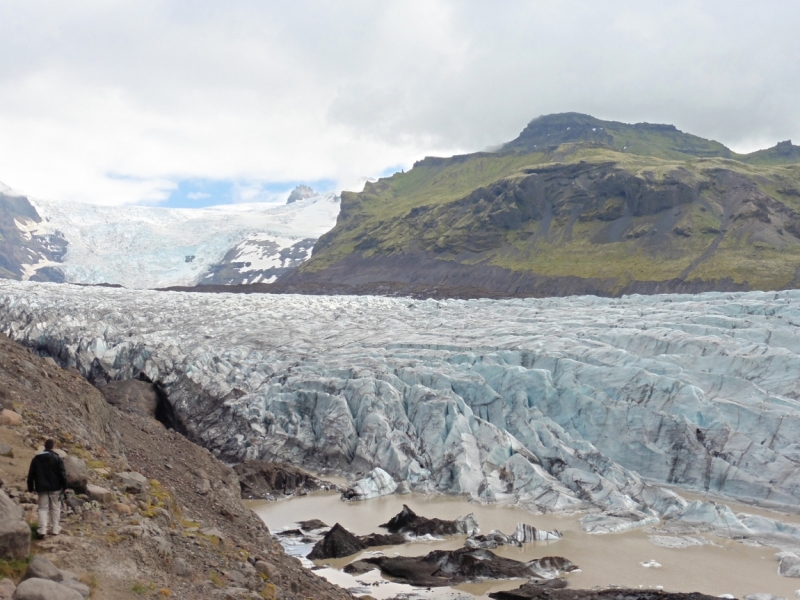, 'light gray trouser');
37,491,62,535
